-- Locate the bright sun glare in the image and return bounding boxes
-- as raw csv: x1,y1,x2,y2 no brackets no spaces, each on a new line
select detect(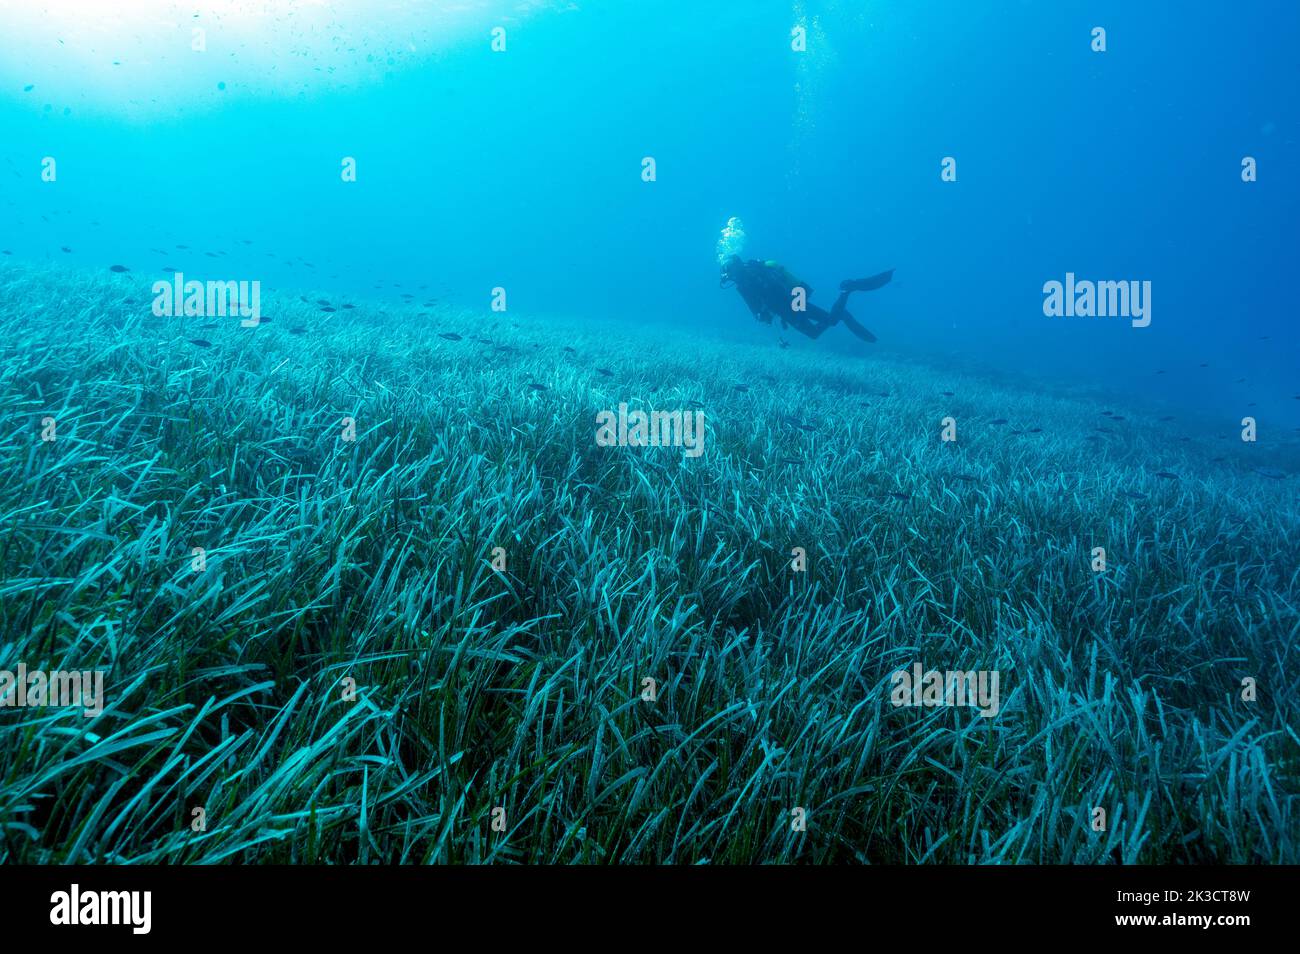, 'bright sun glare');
0,1,549,117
